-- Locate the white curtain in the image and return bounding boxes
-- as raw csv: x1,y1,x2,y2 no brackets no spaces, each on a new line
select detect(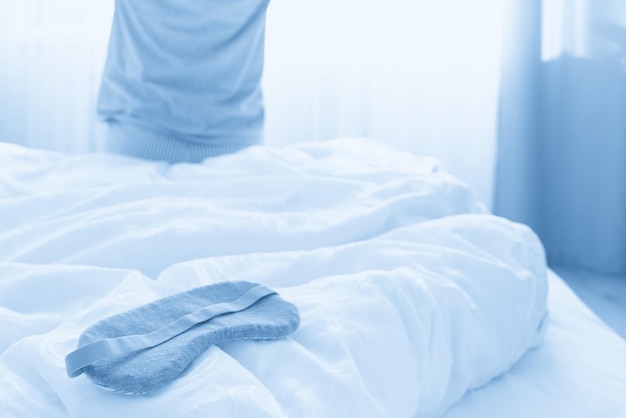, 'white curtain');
495,0,626,274
0,0,505,208
264,0,505,207
0,0,114,153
